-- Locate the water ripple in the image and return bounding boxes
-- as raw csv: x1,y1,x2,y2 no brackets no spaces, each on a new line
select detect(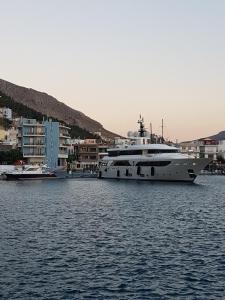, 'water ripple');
1,176,225,299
